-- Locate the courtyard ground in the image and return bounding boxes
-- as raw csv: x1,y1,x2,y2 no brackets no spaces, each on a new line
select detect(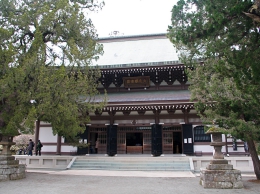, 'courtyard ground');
0,170,260,194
